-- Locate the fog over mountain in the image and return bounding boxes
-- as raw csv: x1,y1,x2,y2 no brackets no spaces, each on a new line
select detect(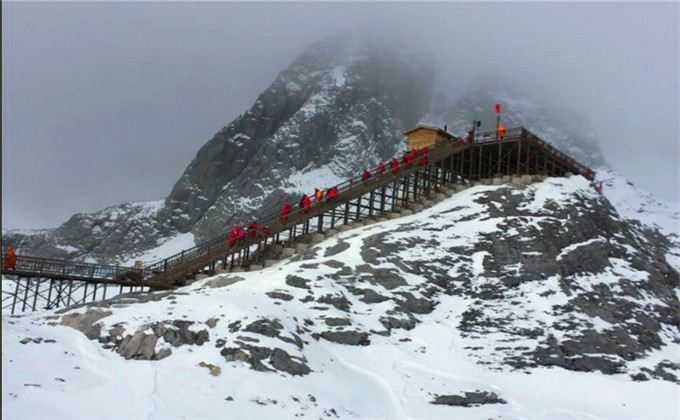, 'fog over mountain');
2,2,677,230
